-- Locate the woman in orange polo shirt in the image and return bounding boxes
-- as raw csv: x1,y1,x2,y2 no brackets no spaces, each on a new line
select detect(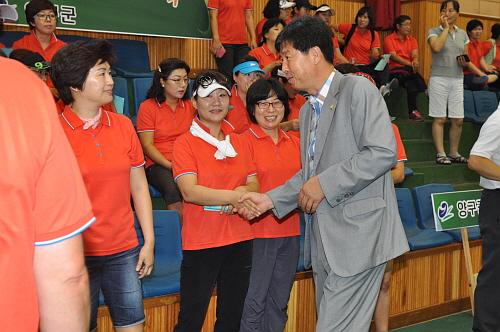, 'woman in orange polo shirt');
12,0,66,62
334,6,398,98
463,19,498,91
226,55,265,134
384,15,428,122
136,58,195,218
239,78,301,332
51,39,154,332
249,18,284,76
172,70,260,332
